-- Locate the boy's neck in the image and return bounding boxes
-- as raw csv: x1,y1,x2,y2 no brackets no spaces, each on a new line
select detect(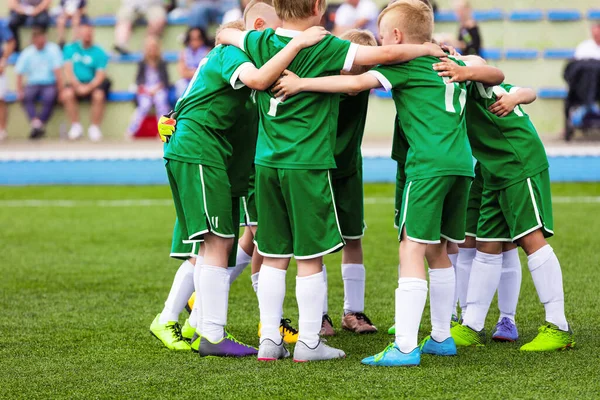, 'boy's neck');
281,18,320,32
